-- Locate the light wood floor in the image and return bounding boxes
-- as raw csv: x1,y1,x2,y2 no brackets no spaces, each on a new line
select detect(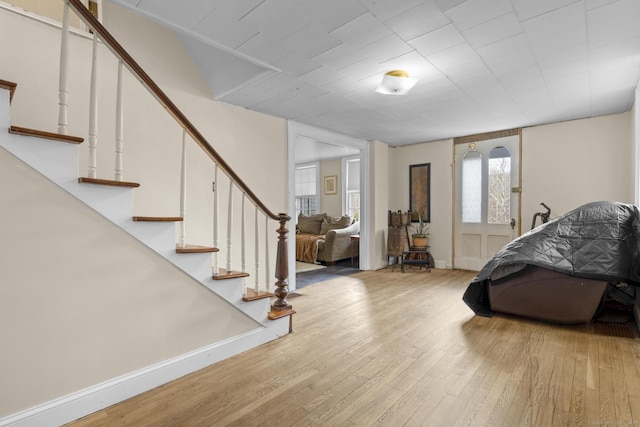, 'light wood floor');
68,267,640,426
